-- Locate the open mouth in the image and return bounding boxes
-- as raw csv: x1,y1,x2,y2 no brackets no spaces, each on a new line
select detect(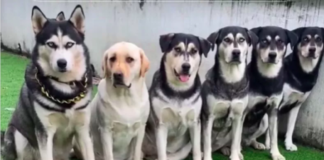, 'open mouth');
174,69,191,82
